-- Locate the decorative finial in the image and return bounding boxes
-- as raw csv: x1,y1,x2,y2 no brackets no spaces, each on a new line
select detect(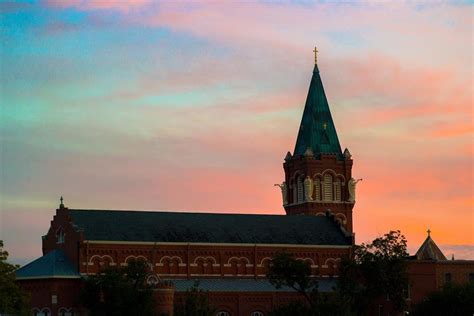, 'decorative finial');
313,46,318,65
427,228,431,237
60,196,64,207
